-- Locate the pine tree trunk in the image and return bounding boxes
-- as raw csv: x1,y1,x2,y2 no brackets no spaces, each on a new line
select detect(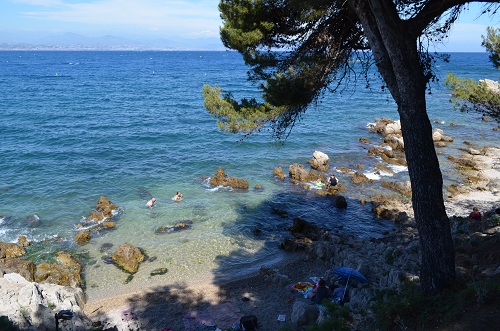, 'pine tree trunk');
351,0,458,293
398,92,456,294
